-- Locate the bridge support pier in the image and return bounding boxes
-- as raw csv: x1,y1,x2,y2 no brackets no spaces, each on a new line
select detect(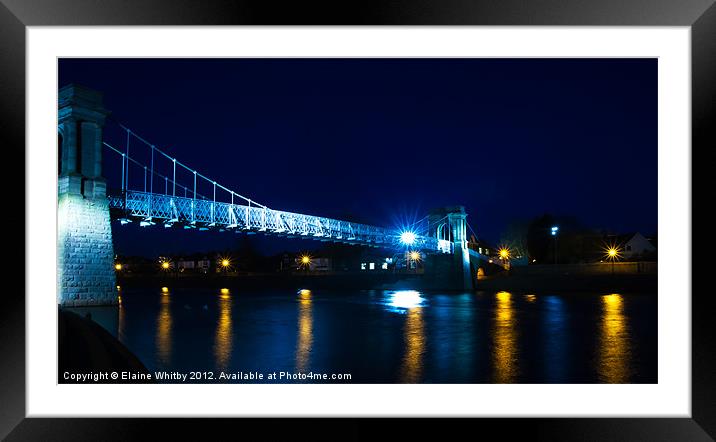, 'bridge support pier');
423,206,475,291
57,85,117,307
